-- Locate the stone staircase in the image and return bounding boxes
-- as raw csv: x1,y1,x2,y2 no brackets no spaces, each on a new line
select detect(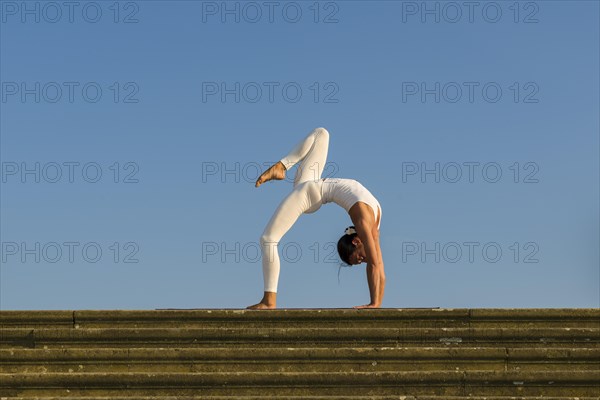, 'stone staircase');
0,308,598,399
